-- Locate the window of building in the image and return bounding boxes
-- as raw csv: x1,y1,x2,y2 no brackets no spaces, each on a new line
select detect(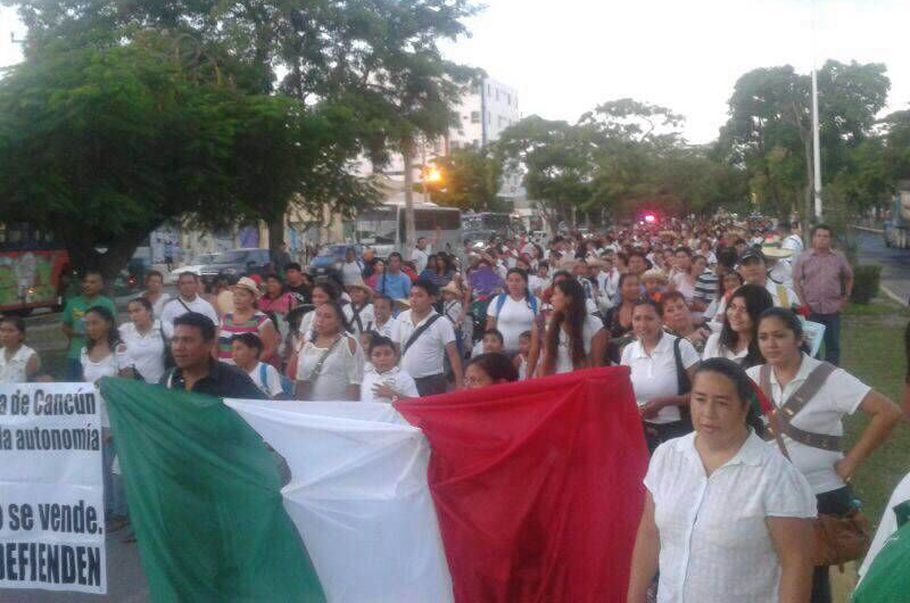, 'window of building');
470,111,481,124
